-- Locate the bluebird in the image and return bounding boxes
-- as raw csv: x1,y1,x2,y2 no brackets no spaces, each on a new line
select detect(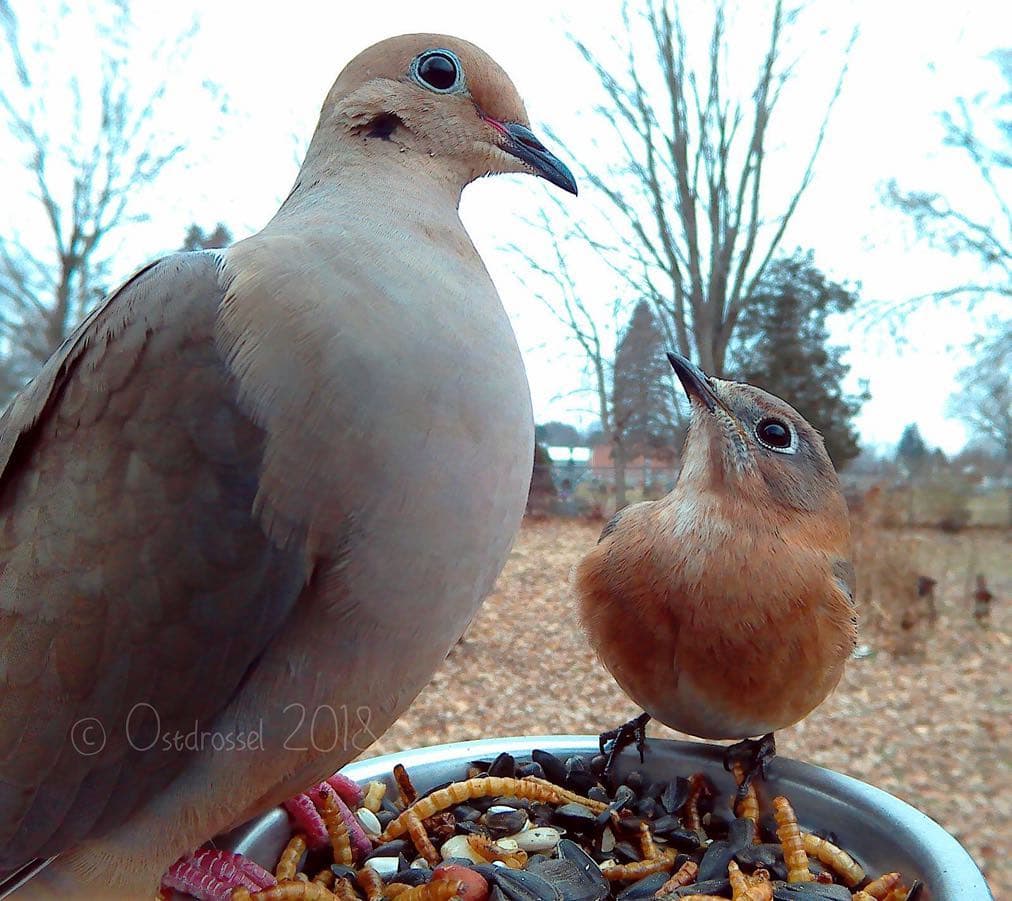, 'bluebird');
574,353,856,793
